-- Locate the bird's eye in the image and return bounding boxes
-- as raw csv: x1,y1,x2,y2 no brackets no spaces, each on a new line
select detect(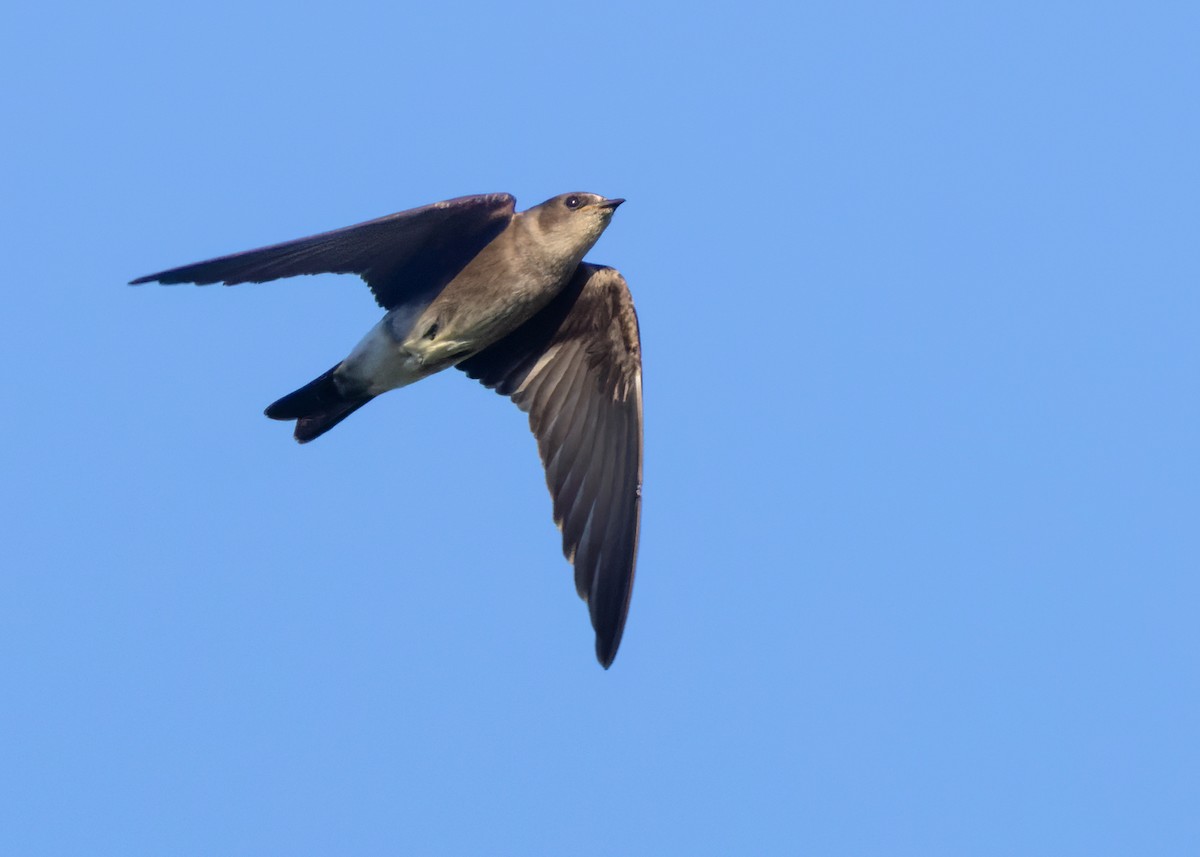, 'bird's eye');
564,195,582,209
